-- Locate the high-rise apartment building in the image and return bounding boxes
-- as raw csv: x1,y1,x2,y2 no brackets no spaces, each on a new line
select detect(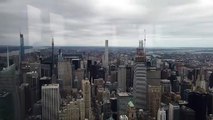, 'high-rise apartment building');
42,84,60,120
20,33,25,63
104,40,109,68
133,40,147,110
118,65,127,92
82,79,91,119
